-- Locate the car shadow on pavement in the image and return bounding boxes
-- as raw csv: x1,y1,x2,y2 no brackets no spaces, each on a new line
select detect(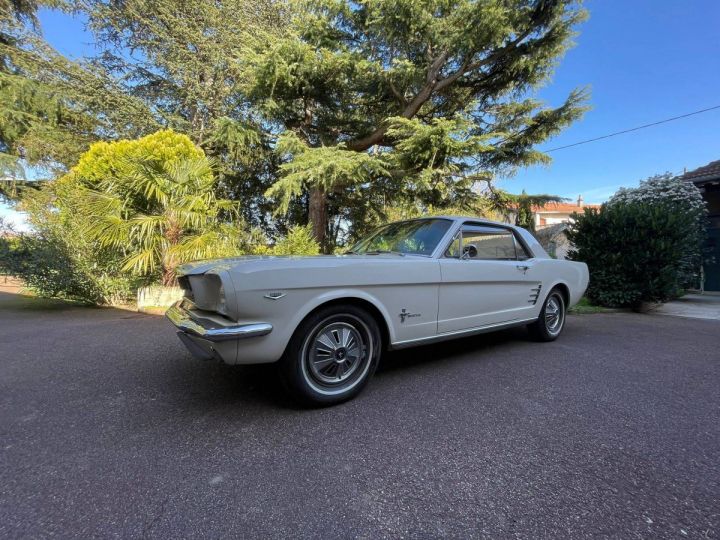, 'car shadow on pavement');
378,326,531,375
167,359,297,410
156,323,537,411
